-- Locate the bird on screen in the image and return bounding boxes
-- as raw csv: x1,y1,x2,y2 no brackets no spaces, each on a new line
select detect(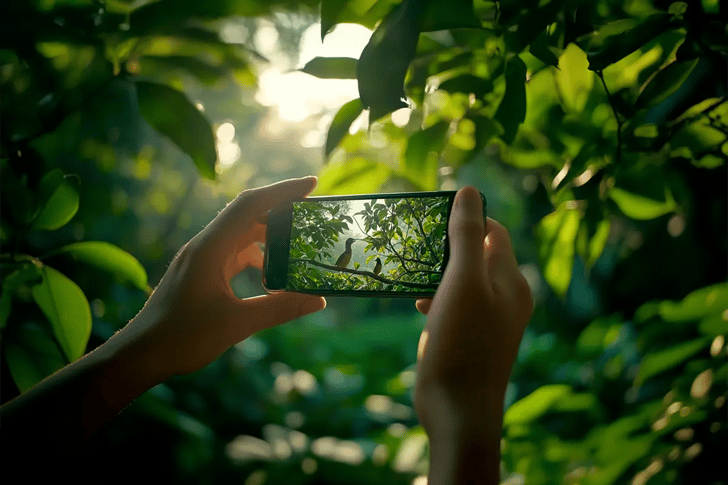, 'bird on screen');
373,257,382,276
335,238,357,269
